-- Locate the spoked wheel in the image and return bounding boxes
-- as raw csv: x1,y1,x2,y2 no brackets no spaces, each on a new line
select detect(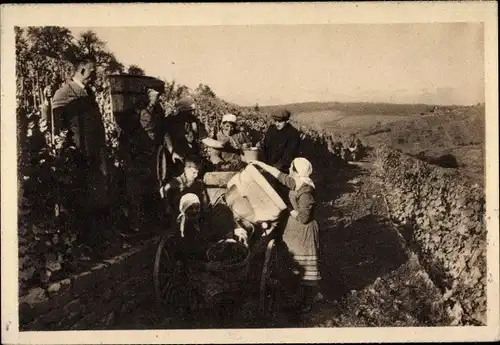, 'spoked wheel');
153,235,197,312
259,238,282,317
